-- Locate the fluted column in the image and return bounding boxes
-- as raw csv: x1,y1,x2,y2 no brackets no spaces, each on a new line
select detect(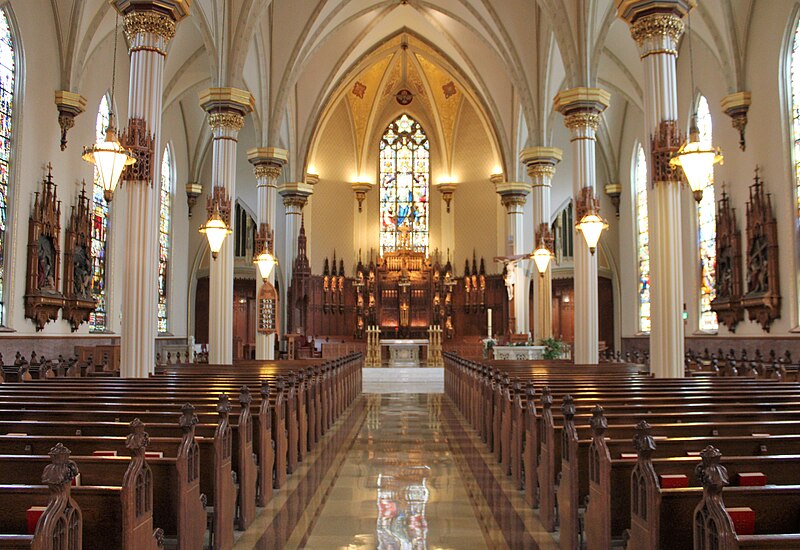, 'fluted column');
278,182,314,281
520,147,562,342
555,87,610,364
617,0,692,377
494,179,532,336
248,148,288,360
200,88,255,364
113,1,189,377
